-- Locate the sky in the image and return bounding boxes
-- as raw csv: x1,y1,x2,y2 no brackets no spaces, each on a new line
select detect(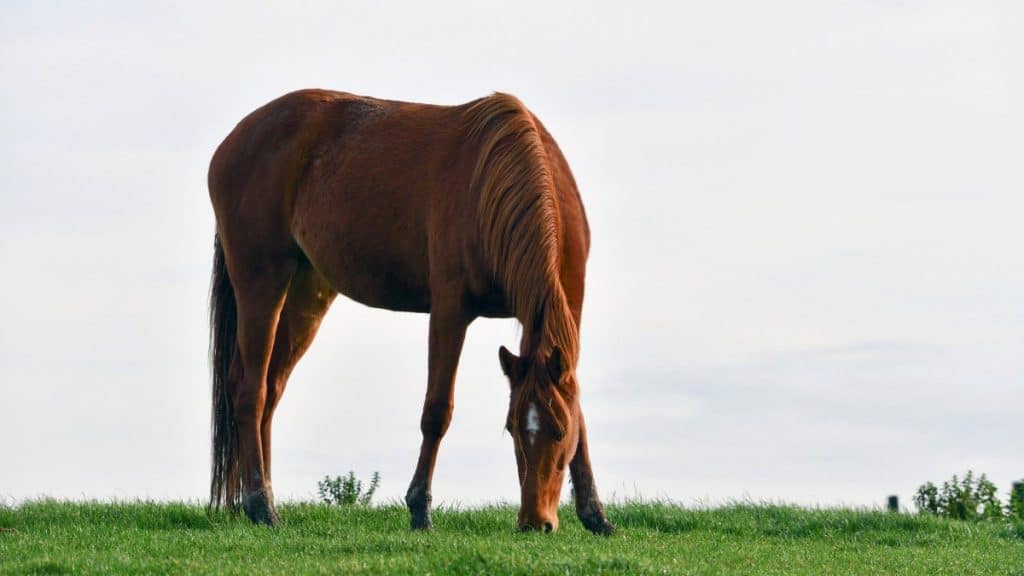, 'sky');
1,1,1021,510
